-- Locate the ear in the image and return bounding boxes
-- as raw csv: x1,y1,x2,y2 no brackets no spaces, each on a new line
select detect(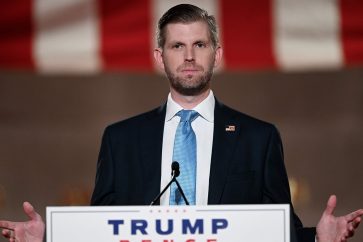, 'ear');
153,48,165,70
214,46,223,68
